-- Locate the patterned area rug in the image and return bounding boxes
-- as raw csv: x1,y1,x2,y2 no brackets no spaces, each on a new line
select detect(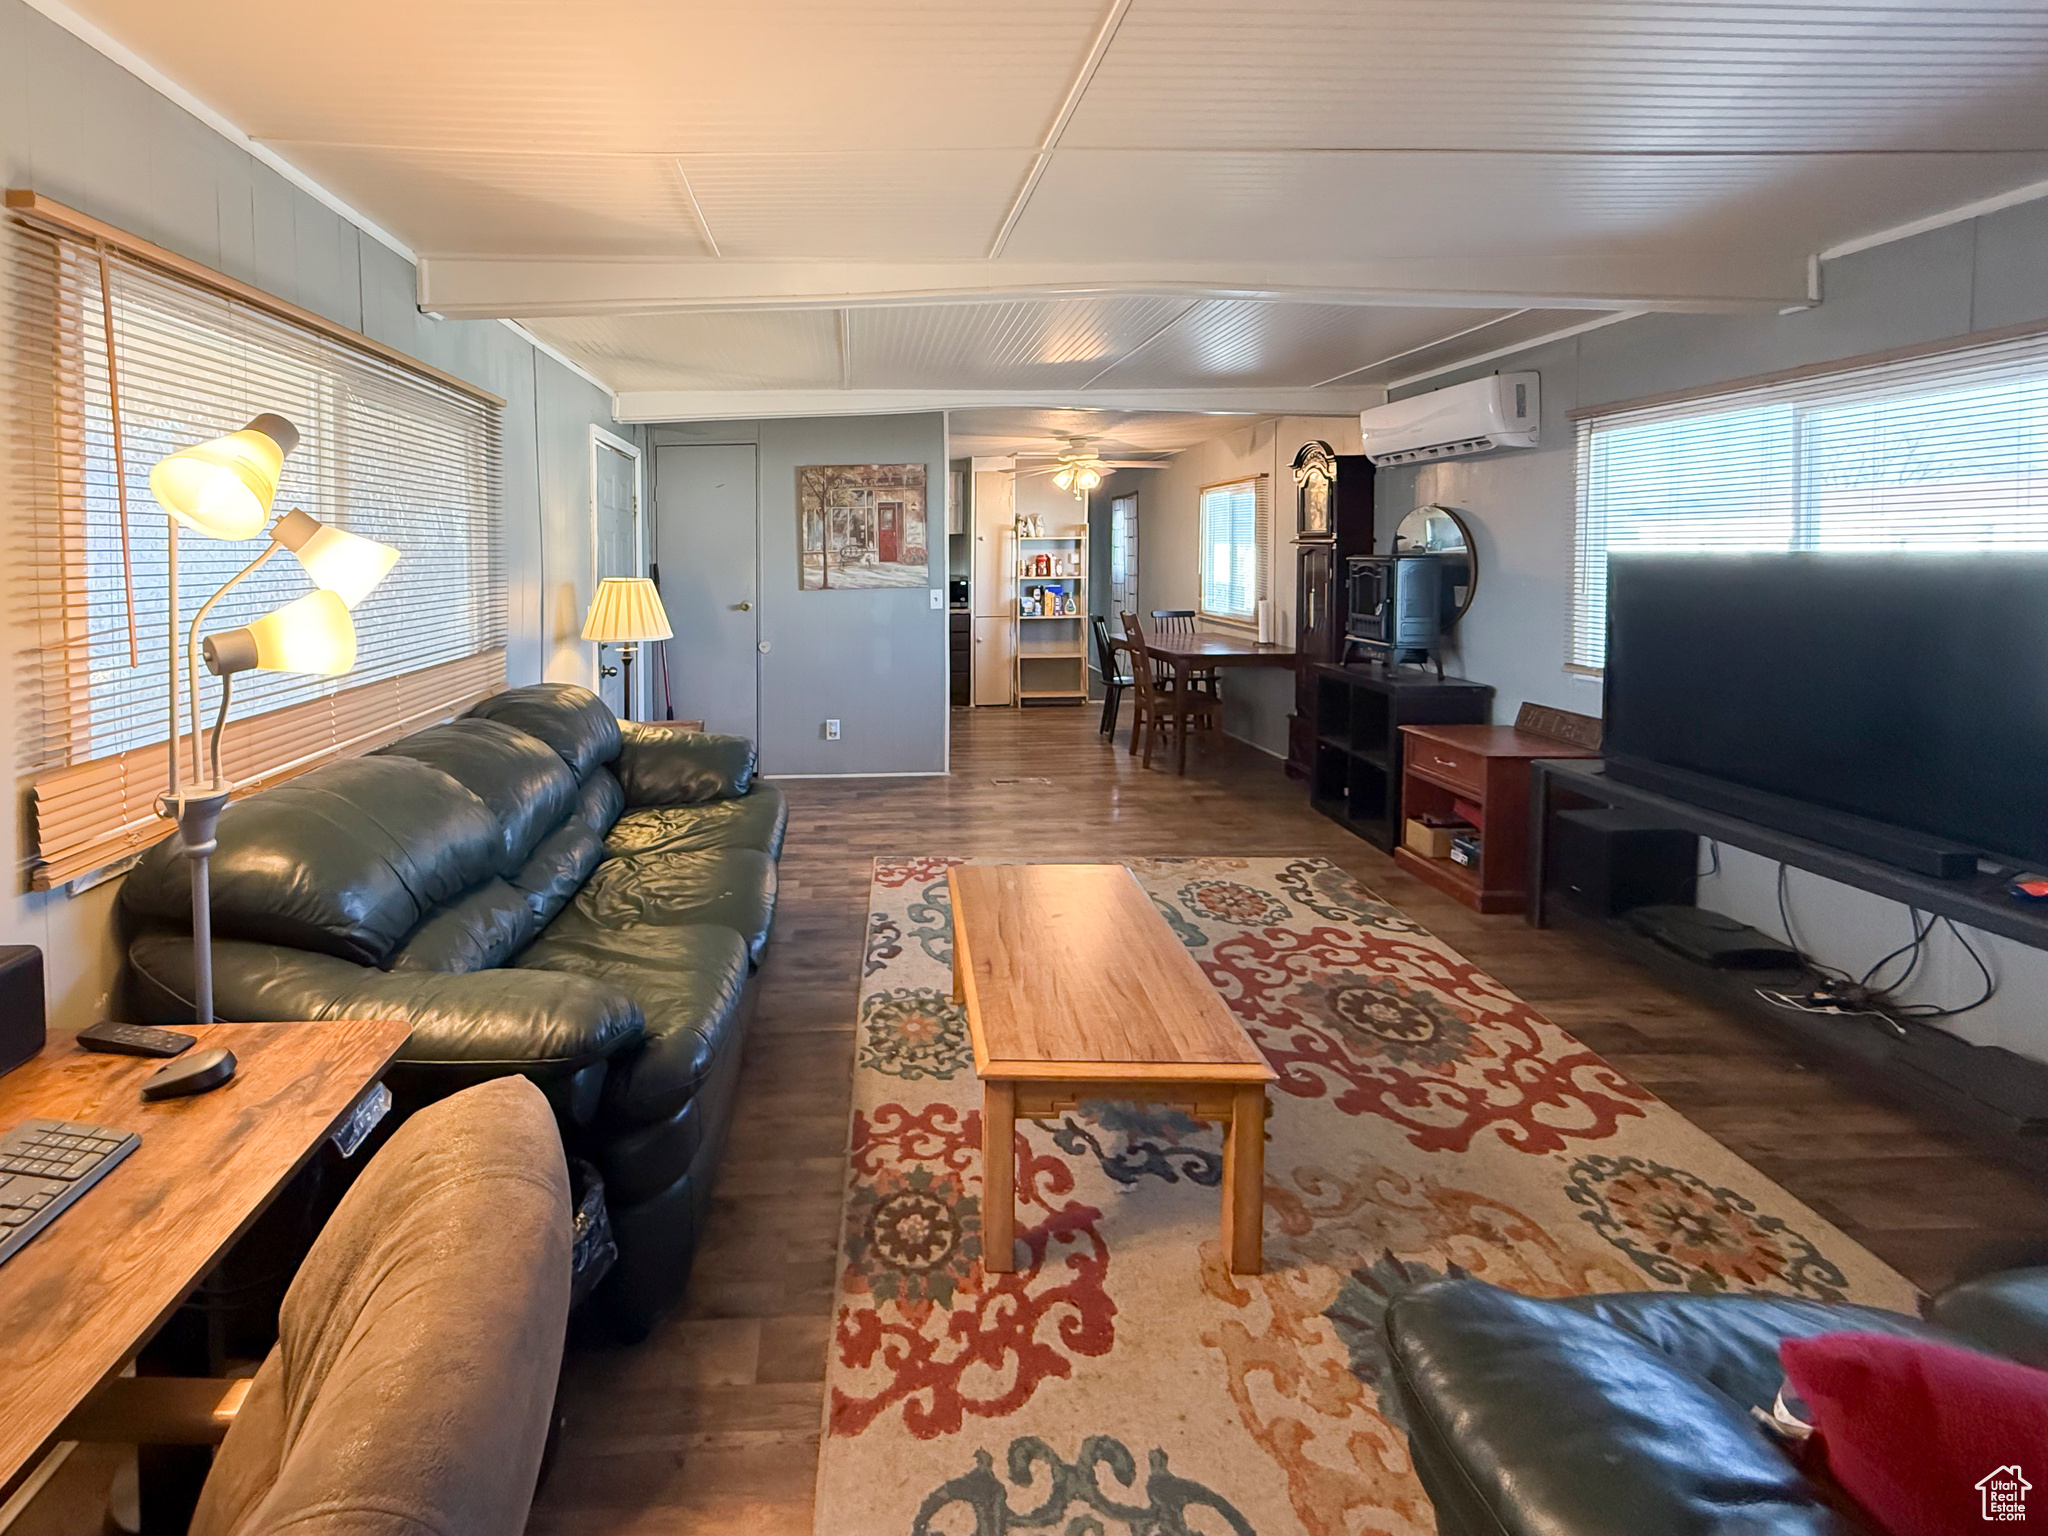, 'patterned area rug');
816,857,1917,1536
